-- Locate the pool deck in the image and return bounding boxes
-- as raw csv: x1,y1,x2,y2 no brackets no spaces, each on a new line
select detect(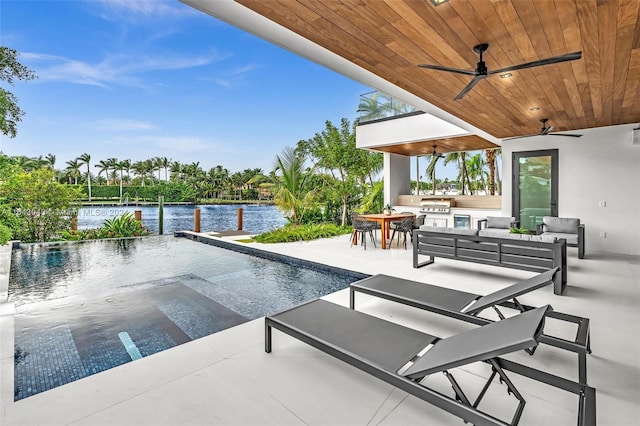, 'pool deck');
1,233,639,425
